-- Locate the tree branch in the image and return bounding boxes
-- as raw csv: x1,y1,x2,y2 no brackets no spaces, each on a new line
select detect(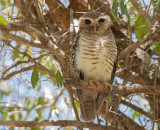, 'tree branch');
9,22,50,45
67,87,80,121
130,0,144,13
116,70,160,86
119,30,160,60
2,61,29,77
1,44,56,81
45,0,70,30
67,81,160,95
121,100,153,119
0,29,42,48
0,65,35,81
100,103,145,130
1,22,67,66
37,63,56,81
0,120,118,130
